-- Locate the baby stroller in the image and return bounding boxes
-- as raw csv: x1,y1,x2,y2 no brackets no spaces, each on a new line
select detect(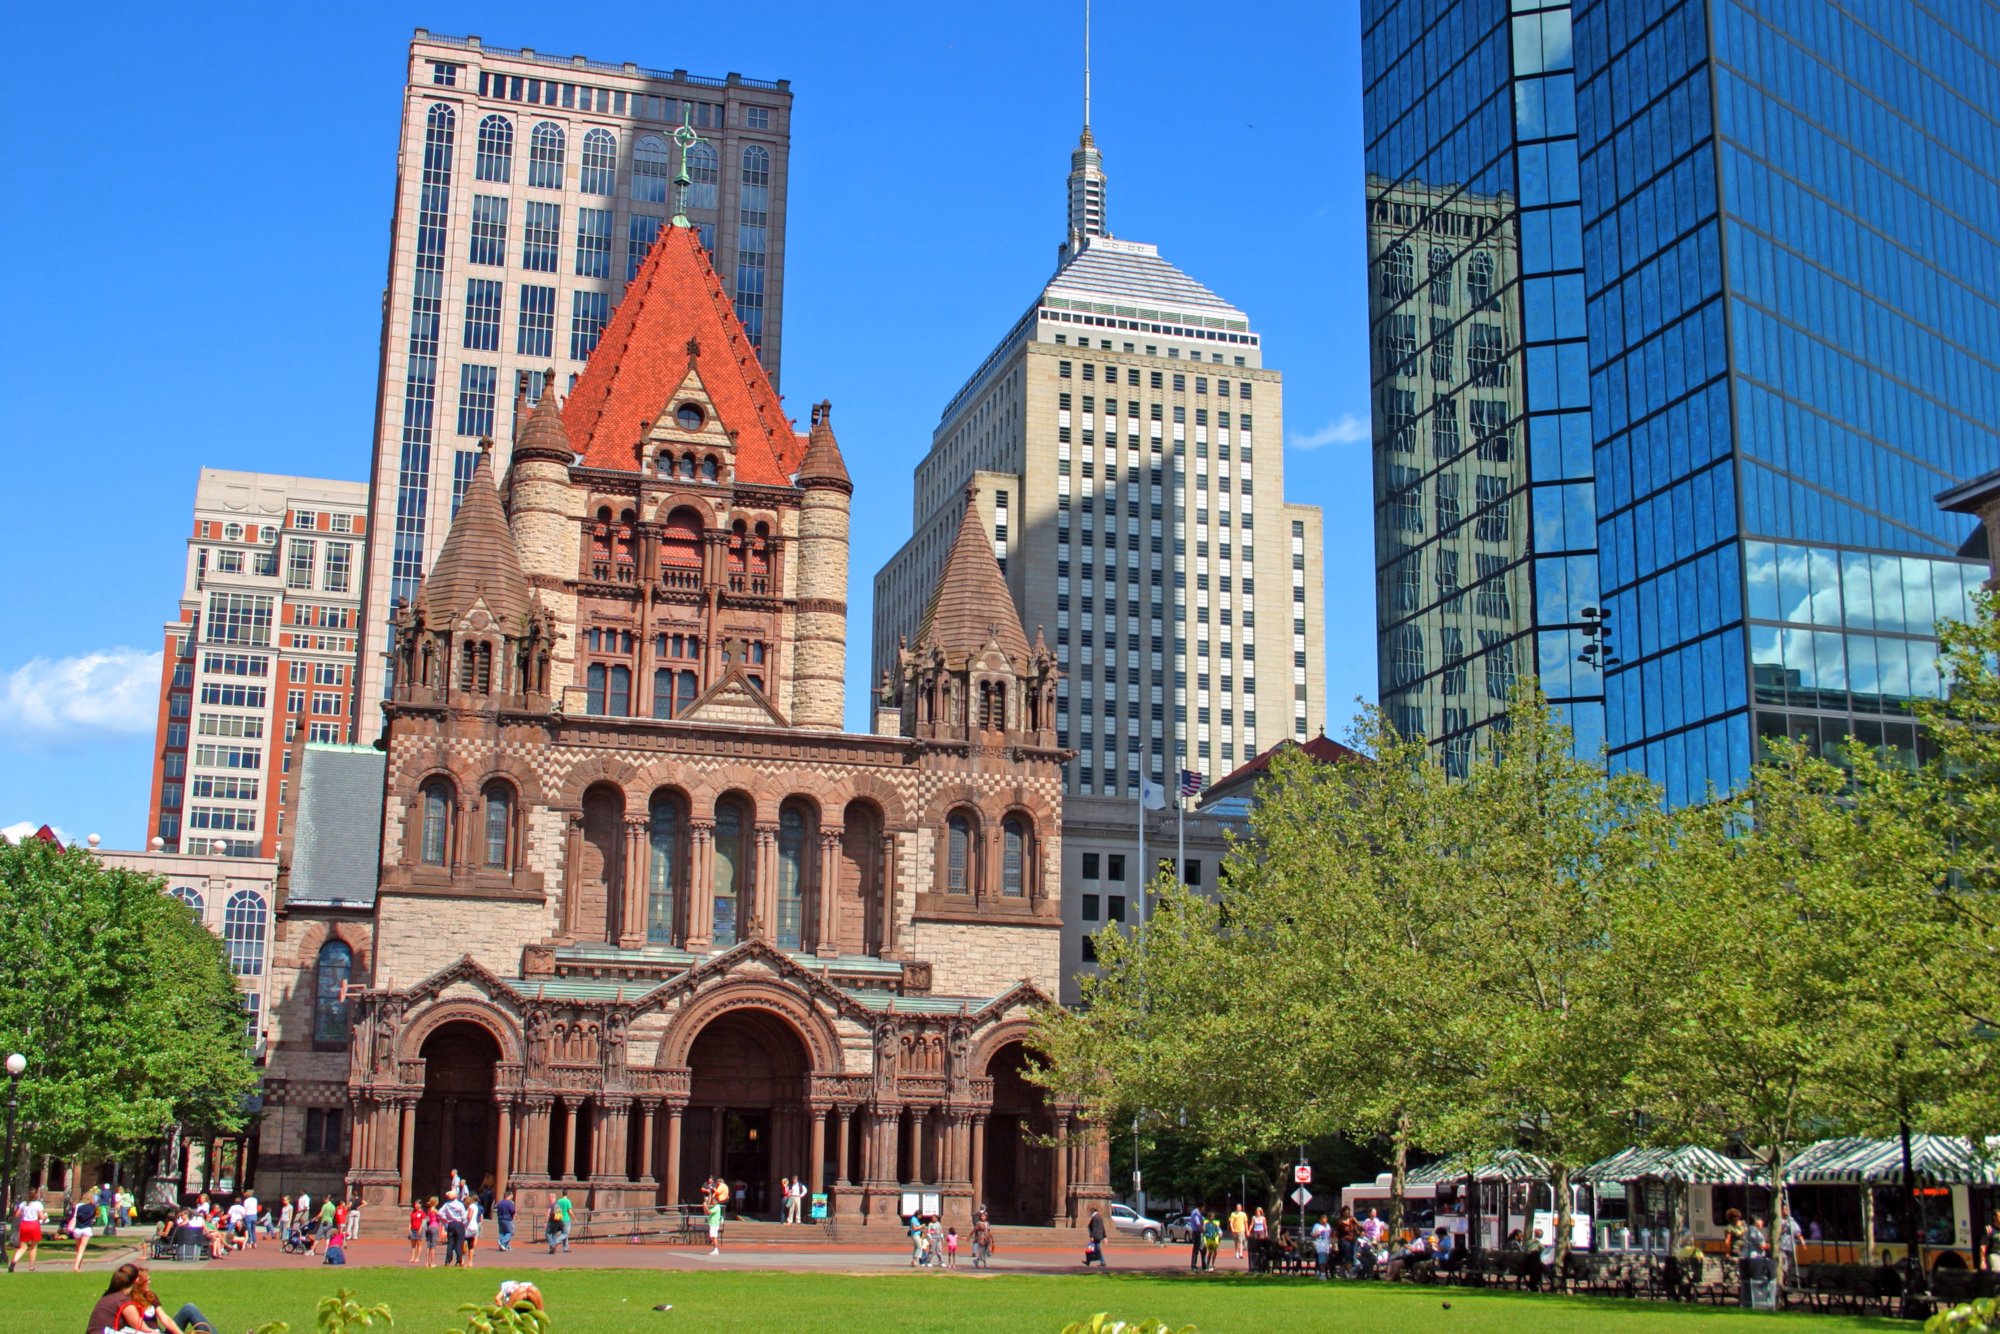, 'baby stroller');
281,1222,313,1254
